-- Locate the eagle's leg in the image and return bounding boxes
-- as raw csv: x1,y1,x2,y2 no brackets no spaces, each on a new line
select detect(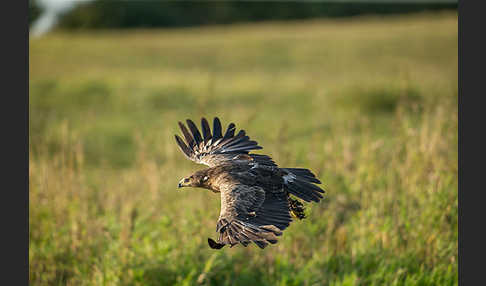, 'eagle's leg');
288,197,306,219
